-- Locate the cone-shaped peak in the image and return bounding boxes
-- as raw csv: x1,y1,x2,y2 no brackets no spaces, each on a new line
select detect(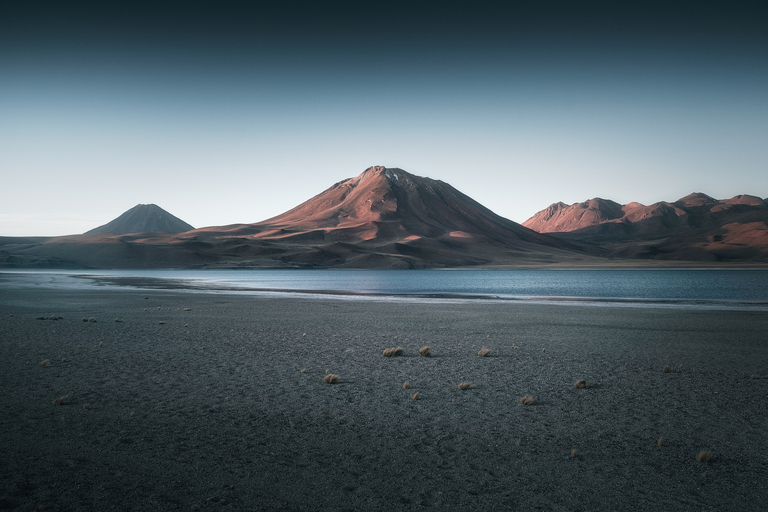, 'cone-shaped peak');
86,204,194,234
